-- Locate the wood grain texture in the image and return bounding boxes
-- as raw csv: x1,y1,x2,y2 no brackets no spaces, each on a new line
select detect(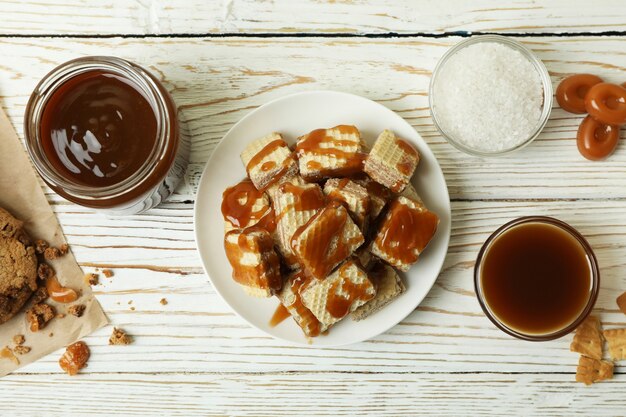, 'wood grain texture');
2,37,626,201
1,0,626,35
